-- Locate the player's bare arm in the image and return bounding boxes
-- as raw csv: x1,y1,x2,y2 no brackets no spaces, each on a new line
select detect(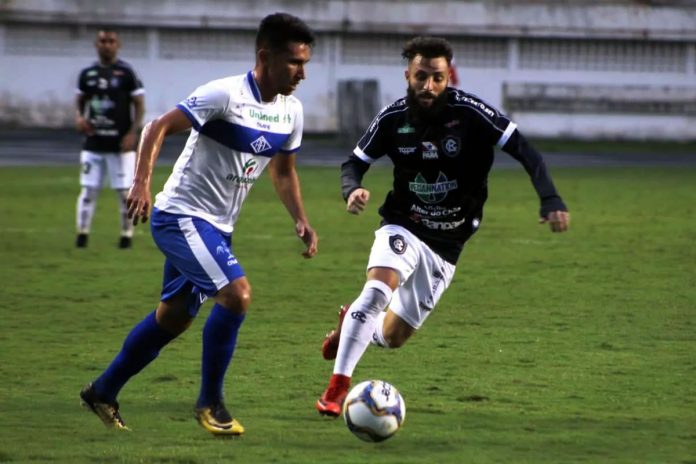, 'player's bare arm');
121,94,145,152
127,108,192,225
268,153,318,258
75,94,94,135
